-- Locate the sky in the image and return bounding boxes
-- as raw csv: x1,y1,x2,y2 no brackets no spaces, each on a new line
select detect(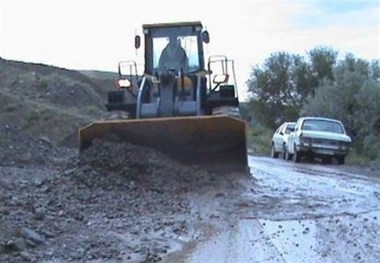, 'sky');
0,0,379,101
